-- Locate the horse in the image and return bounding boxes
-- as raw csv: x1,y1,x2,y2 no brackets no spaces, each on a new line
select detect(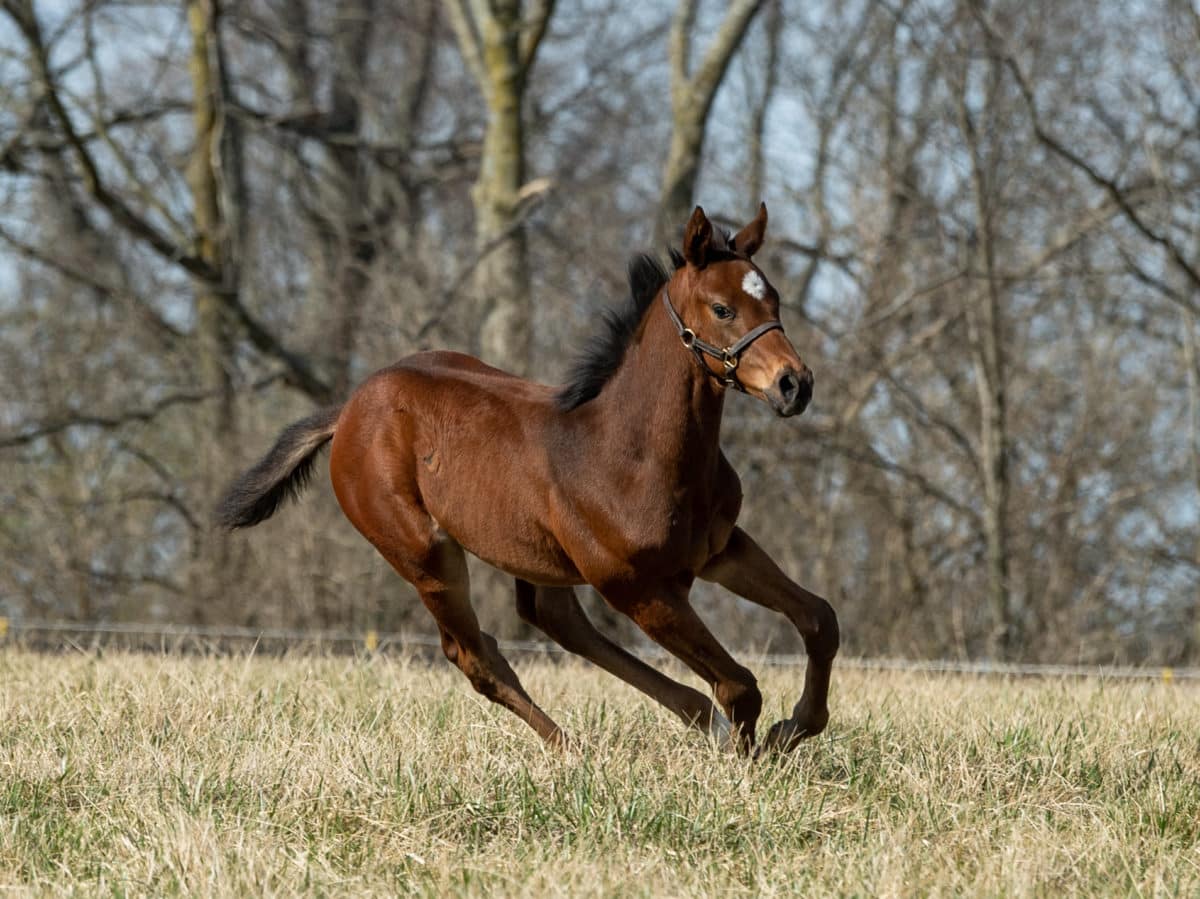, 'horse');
216,204,838,754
